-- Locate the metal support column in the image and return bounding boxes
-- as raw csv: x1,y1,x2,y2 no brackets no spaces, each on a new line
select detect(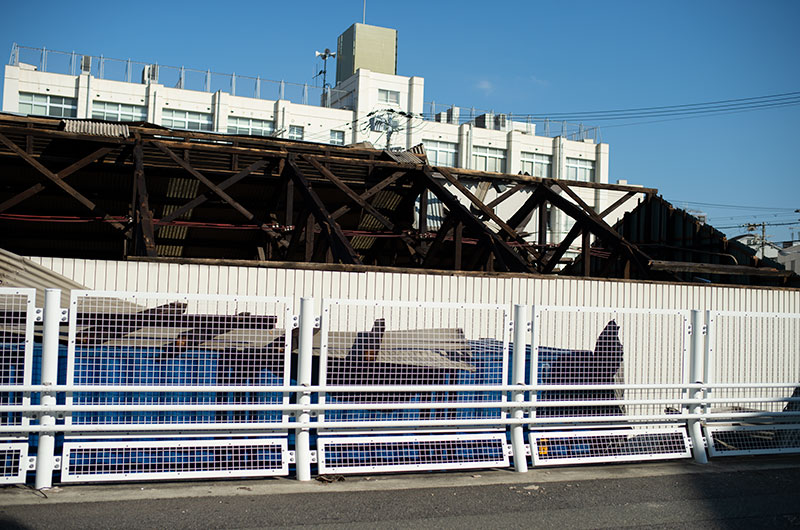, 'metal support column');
35,288,61,489
688,309,708,464
511,304,529,472
295,297,315,481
